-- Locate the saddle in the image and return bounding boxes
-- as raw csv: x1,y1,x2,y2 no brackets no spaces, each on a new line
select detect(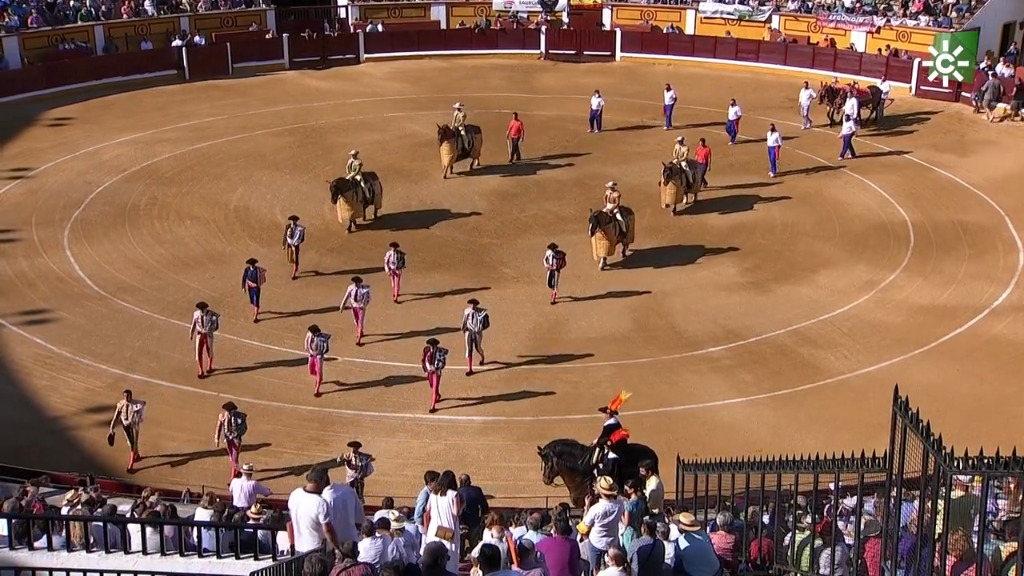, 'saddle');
456,133,474,161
